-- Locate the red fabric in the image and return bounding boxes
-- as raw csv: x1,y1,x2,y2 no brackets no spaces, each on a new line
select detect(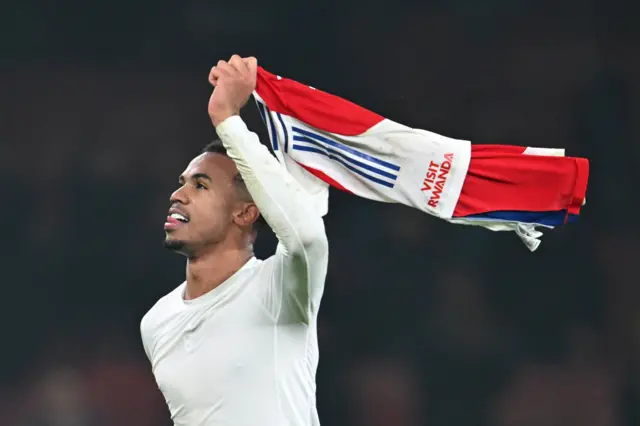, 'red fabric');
453,144,590,217
256,66,590,223
256,67,384,136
